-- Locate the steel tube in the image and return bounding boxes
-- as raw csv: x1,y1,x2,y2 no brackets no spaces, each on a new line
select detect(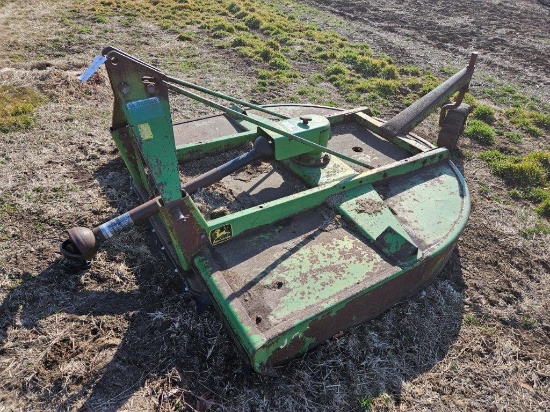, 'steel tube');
164,75,290,120
61,137,274,261
93,197,162,241
183,150,260,195
165,82,374,169
381,53,477,137
182,135,273,194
